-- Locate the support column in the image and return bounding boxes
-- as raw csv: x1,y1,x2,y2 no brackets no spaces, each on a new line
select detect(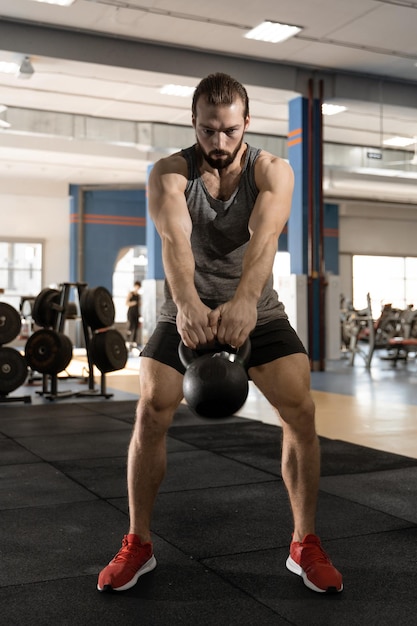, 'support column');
142,165,165,343
287,81,325,370
287,95,310,359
